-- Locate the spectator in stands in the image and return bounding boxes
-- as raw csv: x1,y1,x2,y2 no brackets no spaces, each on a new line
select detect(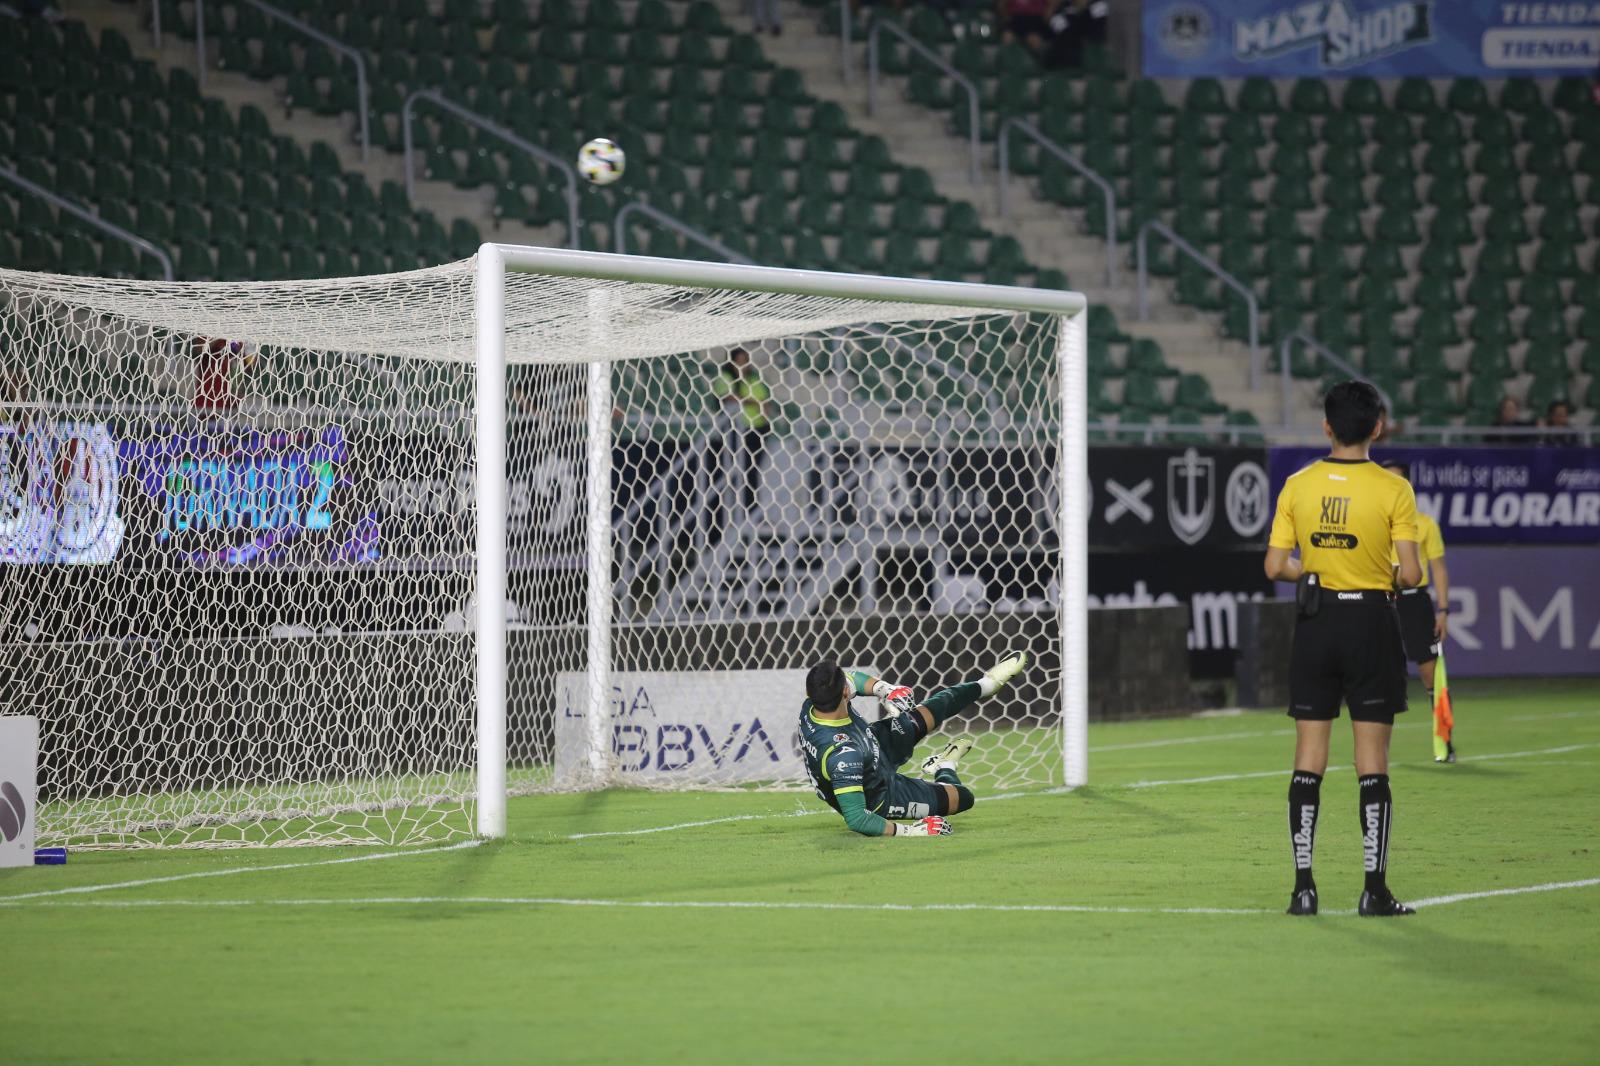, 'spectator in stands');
192,337,256,413
711,347,772,509
749,0,782,36
1000,0,1055,52
1537,399,1581,447
1041,0,1109,68
1483,395,1532,444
